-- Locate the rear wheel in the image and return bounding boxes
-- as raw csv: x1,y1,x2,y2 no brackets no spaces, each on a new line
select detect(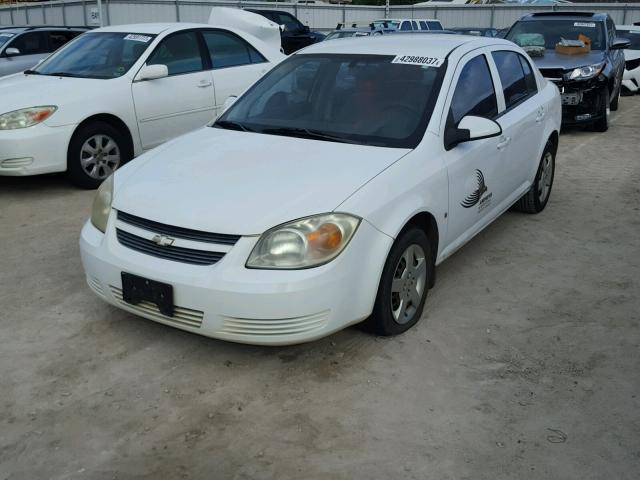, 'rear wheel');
67,121,131,189
363,227,432,336
513,141,555,214
592,87,610,133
